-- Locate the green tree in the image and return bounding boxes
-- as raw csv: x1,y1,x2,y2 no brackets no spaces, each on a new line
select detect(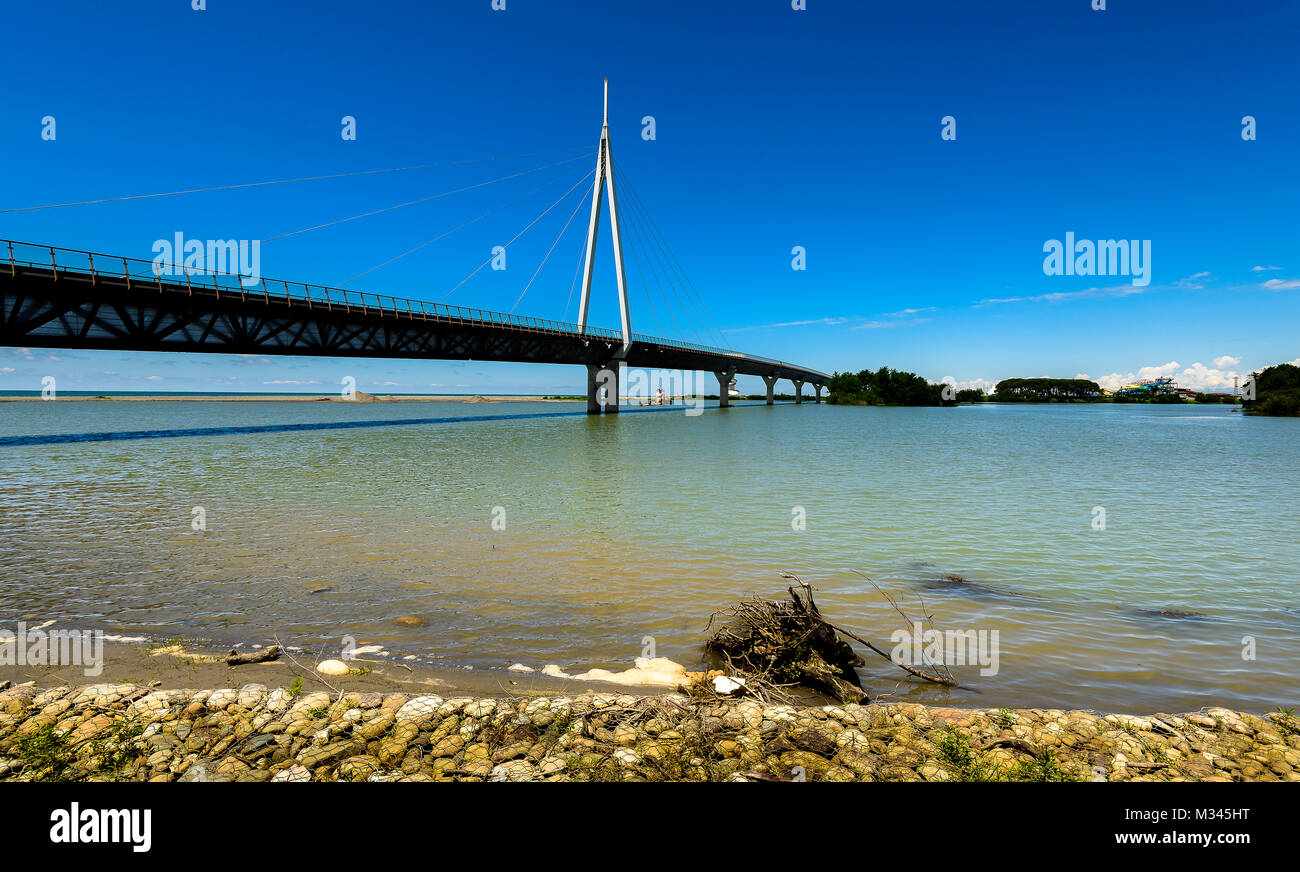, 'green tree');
1244,363,1300,416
